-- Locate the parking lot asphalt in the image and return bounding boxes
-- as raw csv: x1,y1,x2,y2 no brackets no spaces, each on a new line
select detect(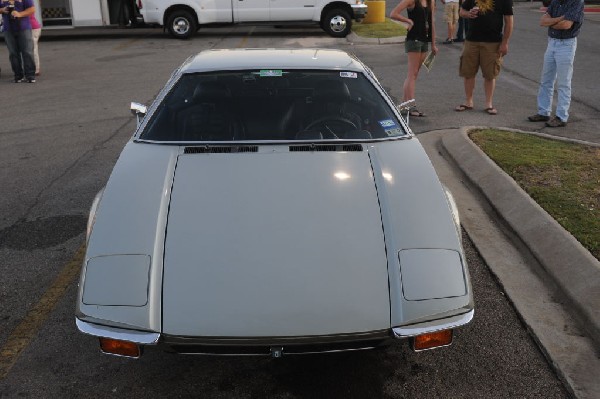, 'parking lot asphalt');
353,17,600,393
351,9,600,398
428,128,600,399
3,9,599,397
